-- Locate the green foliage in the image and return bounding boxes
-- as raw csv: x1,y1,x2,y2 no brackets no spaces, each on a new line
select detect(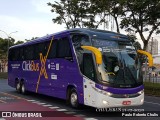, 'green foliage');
0,37,24,59
48,0,160,50
0,72,8,79
144,82,160,97
47,0,107,29
120,0,160,50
